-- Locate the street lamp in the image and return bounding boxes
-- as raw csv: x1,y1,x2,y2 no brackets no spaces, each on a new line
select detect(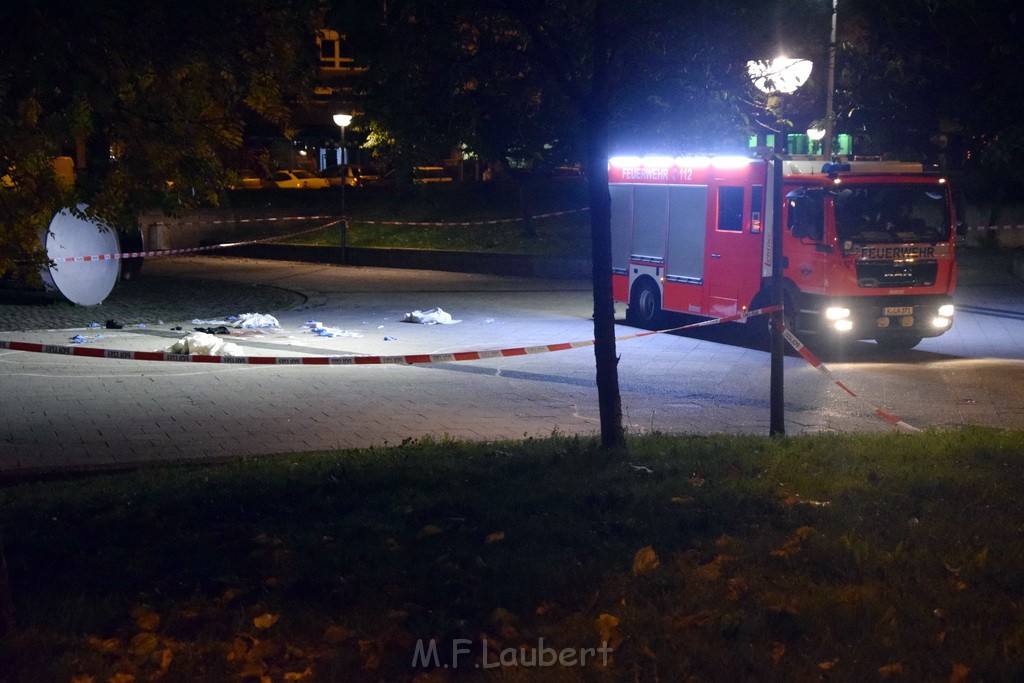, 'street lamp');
746,56,813,437
746,57,813,153
333,113,352,168
747,57,813,96
823,0,838,159
333,113,352,261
